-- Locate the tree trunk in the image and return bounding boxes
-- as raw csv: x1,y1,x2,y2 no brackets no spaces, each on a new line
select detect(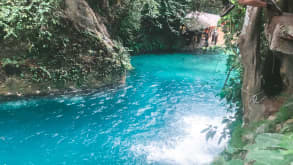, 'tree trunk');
102,0,109,9
239,7,264,124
